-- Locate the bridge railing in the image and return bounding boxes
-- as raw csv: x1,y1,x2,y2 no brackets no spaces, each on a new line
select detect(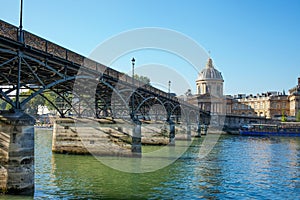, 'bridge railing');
0,20,181,104
0,20,18,41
